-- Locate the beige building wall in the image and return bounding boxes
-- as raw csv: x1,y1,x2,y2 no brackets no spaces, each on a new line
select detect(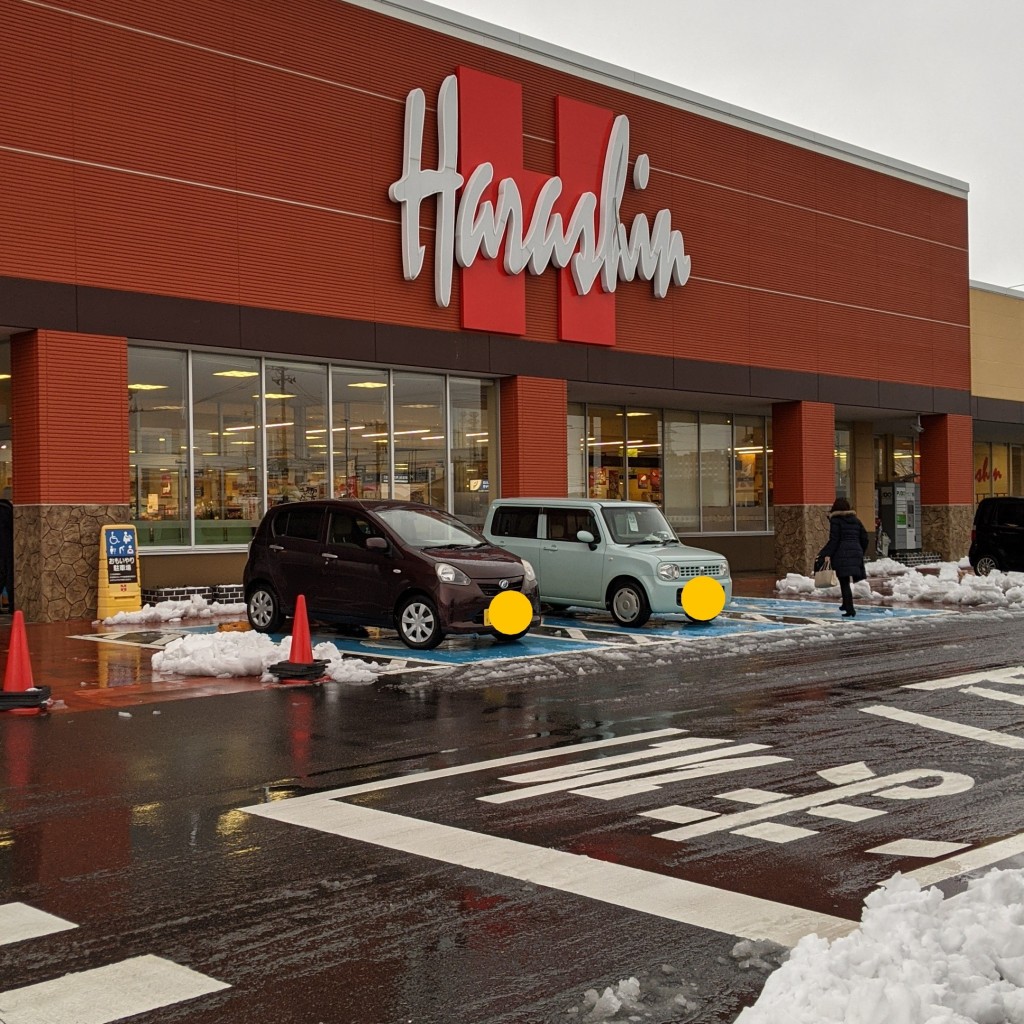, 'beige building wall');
971,284,1024,401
